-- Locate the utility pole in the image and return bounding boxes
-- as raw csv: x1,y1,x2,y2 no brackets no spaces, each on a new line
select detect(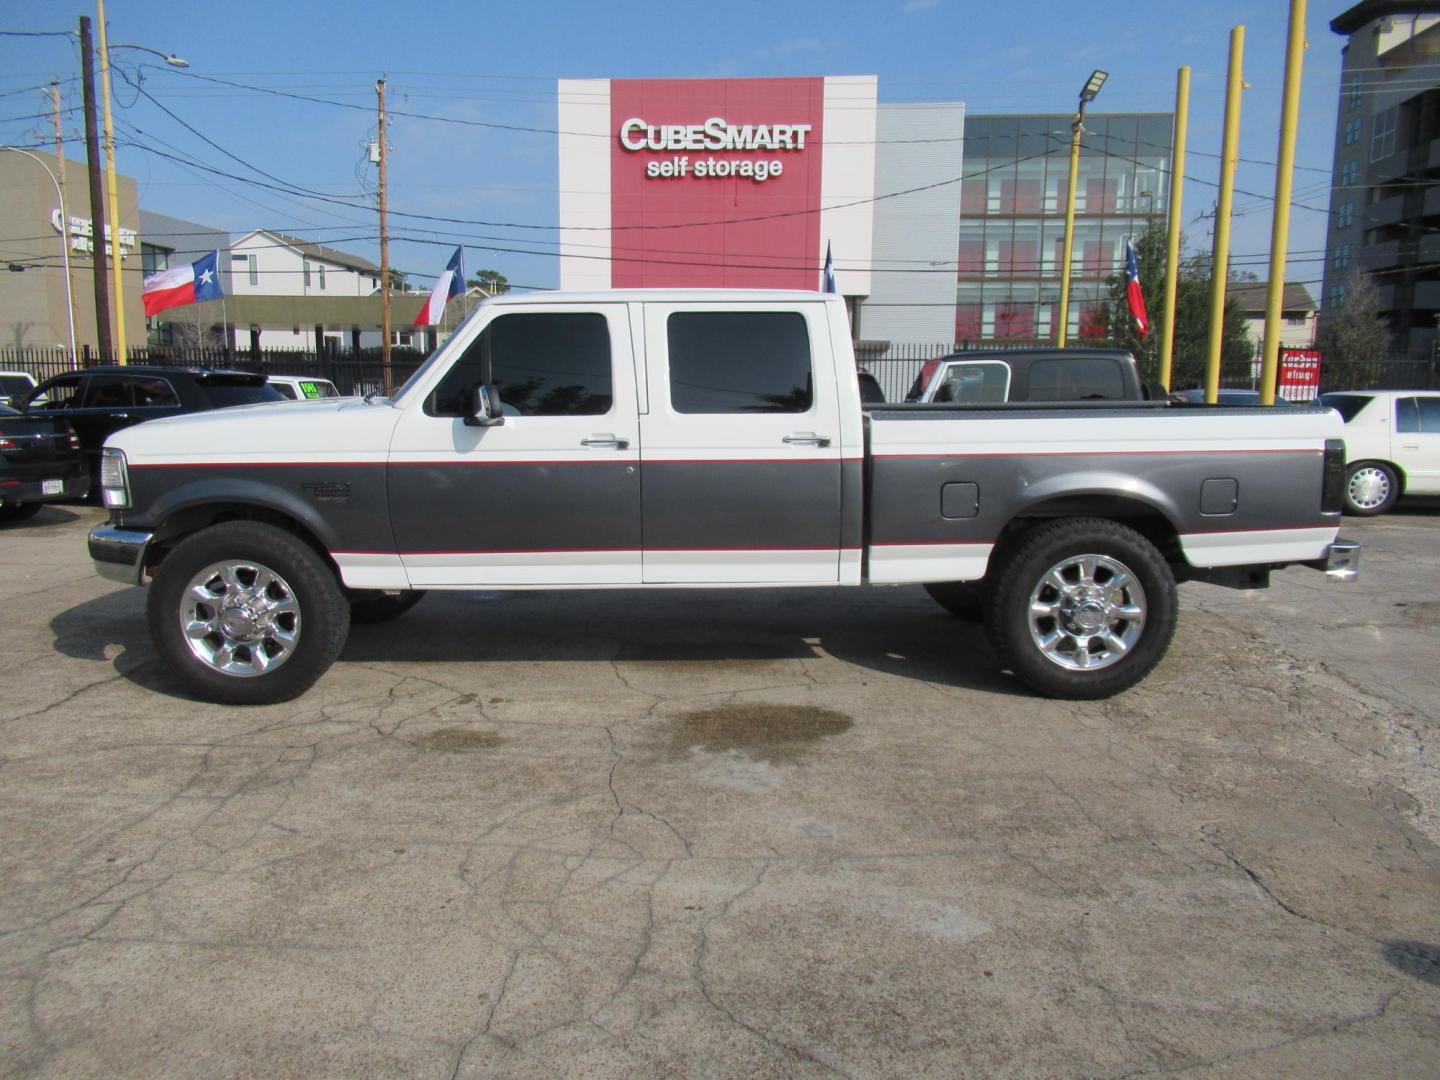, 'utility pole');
1204,26,1245,404
51,78,81,368
78,15,112,361
377,76,391,391
1259,0,1307,405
